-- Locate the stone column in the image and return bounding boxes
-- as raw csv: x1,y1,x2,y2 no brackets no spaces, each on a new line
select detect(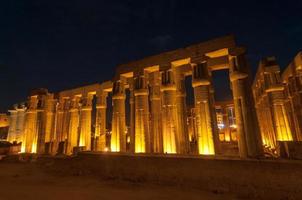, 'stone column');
54,98,70,154
262,64,293,142
149,71,163,153
209,85,221,154
191,57,216,155
7,108,18,143
43,96,56,154
174,69,189,154
134,74,150,153
129,78,136,153
22,96,39,153
66,96,80,154
16,106,26,144
79,95,93,151
161,69,177,153
95,91,108,151
229,47,263,158
111,80,126,152
292,53,302,141
53,99,64,154
254,86,277,150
